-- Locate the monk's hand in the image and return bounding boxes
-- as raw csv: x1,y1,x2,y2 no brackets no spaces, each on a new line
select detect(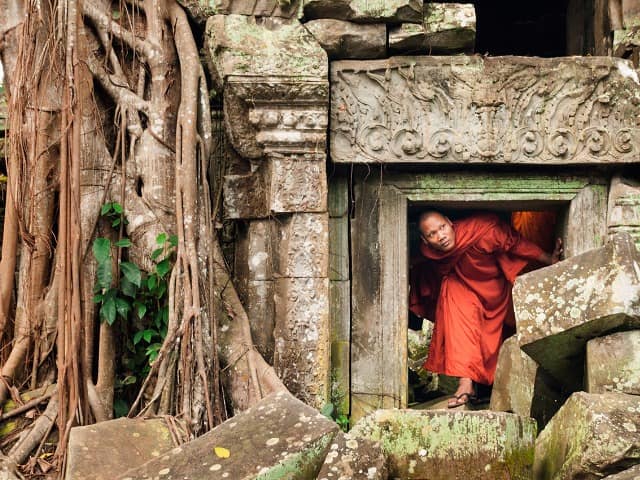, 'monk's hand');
551,238,563,264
